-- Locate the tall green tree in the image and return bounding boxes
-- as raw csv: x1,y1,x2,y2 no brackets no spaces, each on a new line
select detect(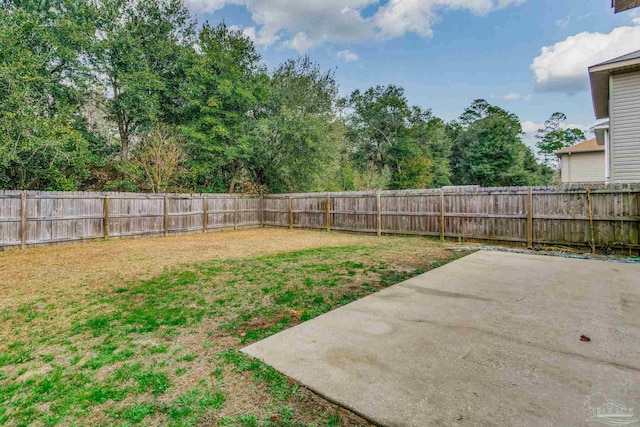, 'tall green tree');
450,99,522,183
456,116,527,187
249,57,343,193
180,22,267,192
407,110,452,188
344,85,411,177
90,0,195,161
0,1,95,189
458,98,521,126
452,100,552,187
0,3,565,193
536,112,586,166
344,85,452,189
